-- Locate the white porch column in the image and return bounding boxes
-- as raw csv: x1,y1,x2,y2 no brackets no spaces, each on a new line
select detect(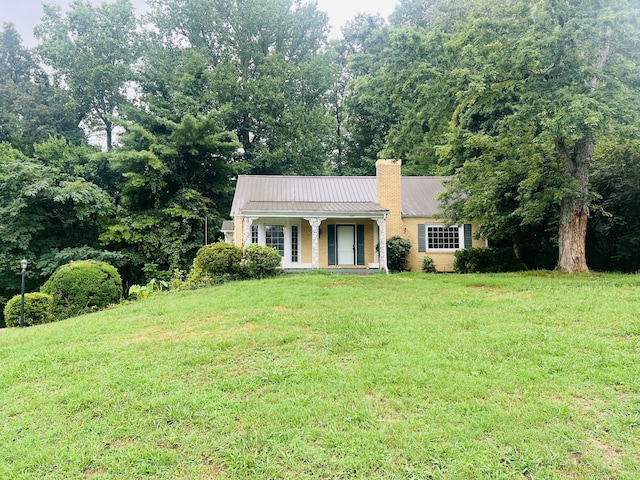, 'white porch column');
304,217,326,269
376,217,389,274
242,216,258,247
